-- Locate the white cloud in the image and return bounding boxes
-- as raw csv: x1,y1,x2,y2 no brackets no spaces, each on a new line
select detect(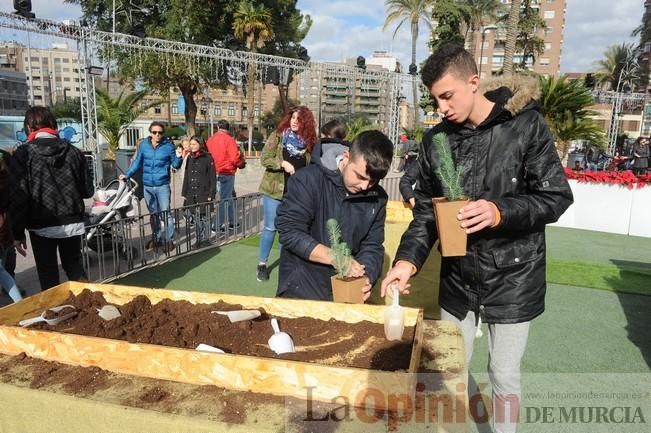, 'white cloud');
300,9,431,71
561,0,643,73
30,0,83,21
300,0,385,21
